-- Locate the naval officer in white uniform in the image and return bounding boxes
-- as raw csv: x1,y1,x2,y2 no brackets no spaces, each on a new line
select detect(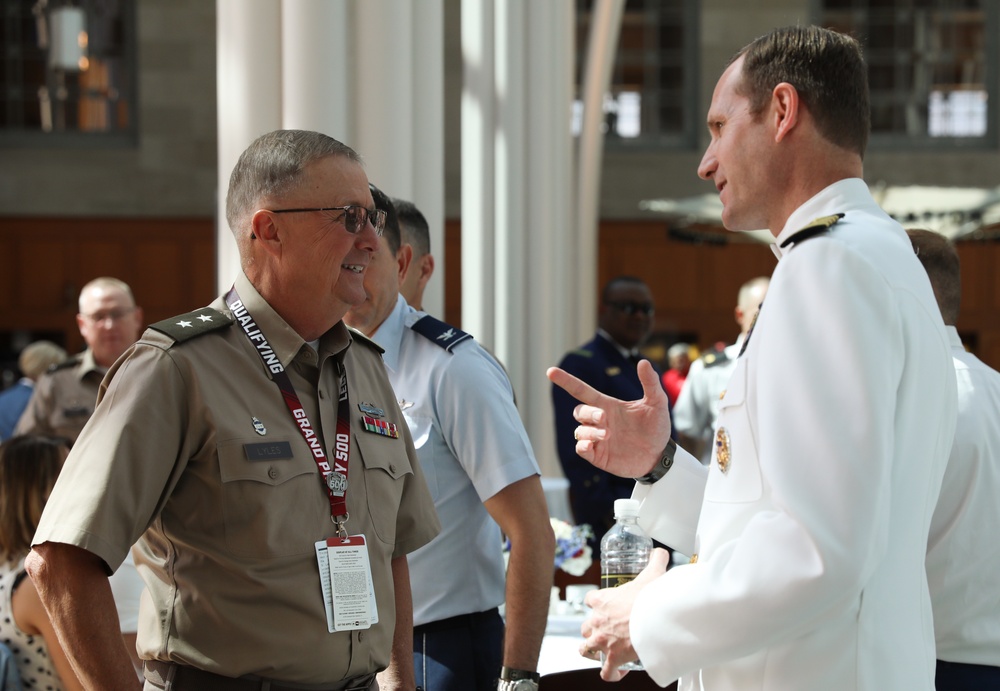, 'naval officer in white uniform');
549,25,957,691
